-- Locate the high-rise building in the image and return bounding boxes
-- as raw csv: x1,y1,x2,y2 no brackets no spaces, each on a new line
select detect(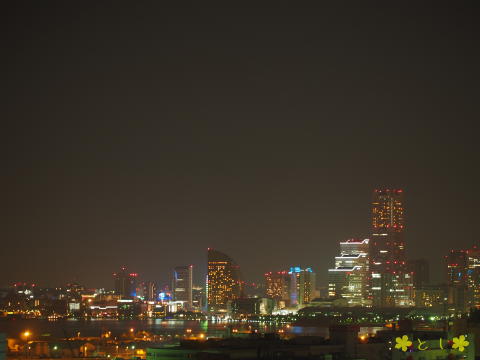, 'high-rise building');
113,267,137,299
136,281,156,301
445,245,480,313
192,285,205,310
466,245,480,309
173,265,193,309
445,249,468,313
143,281,157,302
328,238,371,307
407,259,430,289
289,267,316,306
207,249,242,312
370,188,413,307
264,271,290,302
